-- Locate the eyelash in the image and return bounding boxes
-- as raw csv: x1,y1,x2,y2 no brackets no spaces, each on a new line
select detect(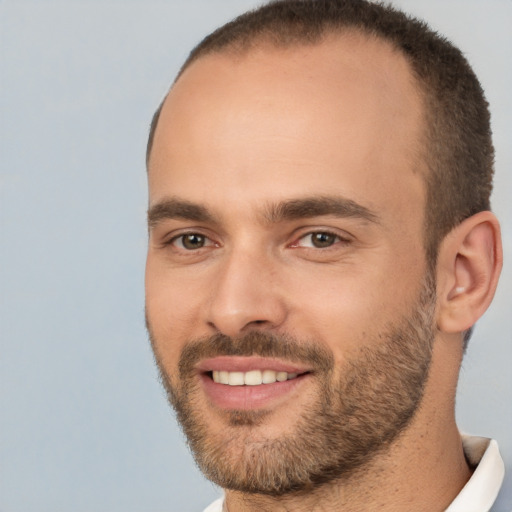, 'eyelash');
291,230,350,249
167,232,216,250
